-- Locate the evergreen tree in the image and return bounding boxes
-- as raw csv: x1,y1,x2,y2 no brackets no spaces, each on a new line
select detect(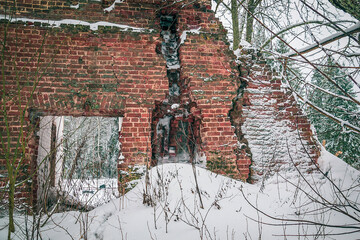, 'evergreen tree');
308,58,360,168
267,39,303,93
